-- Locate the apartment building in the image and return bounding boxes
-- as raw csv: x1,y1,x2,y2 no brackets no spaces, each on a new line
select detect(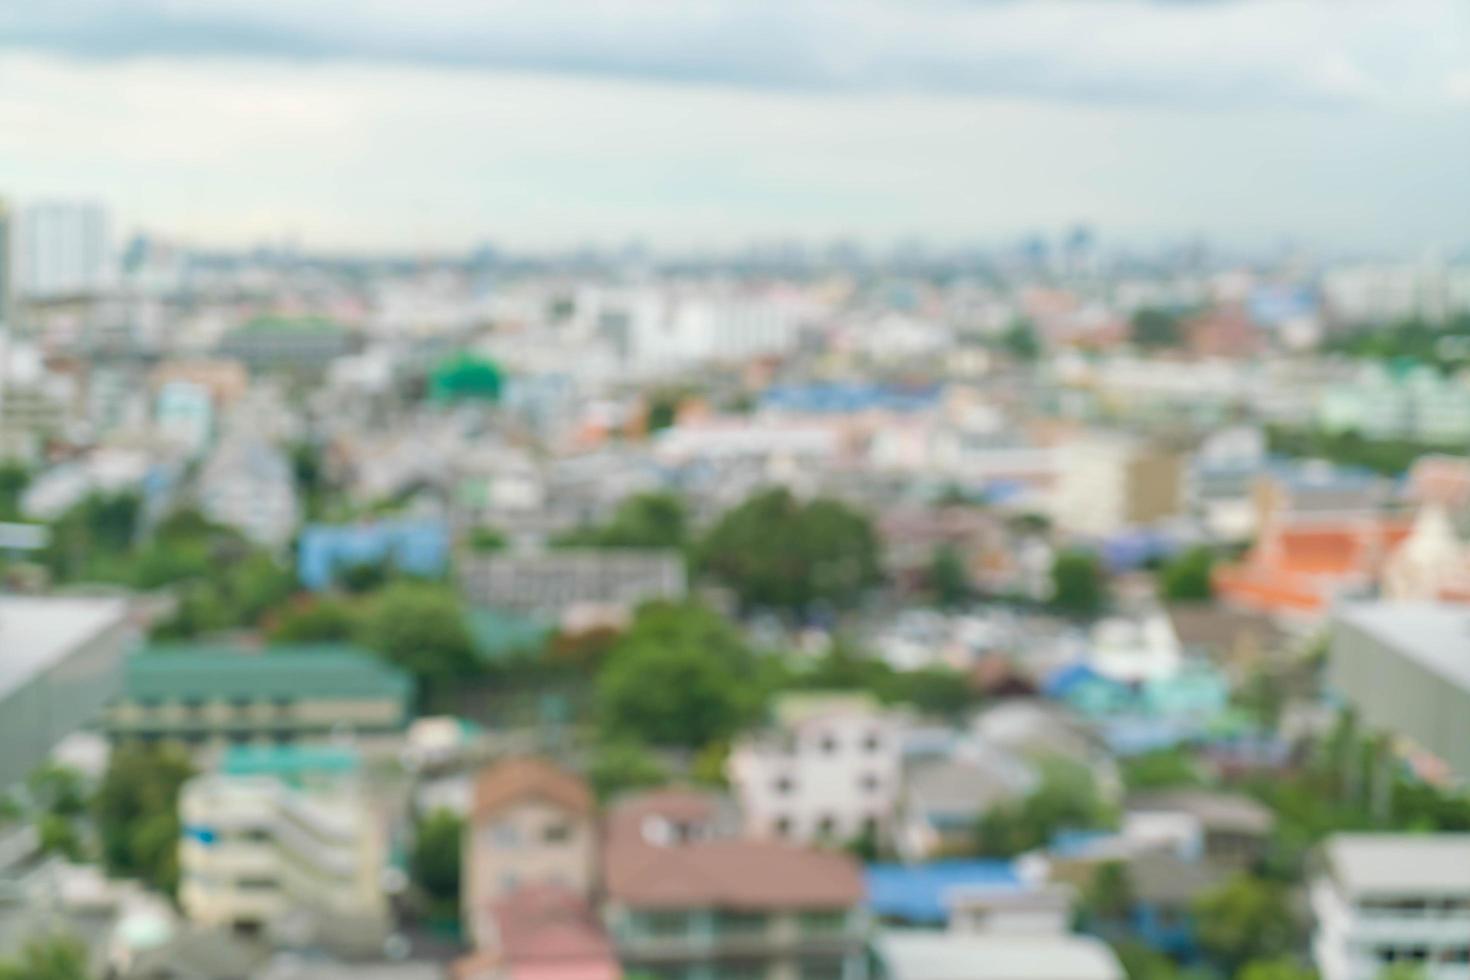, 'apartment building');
727,694,905,845
1311,833,1470,980
178,745,393,955
462,758,598,948
104,644,413,751
1051,434,1182,537
602,789,869,980
457,549,685,619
